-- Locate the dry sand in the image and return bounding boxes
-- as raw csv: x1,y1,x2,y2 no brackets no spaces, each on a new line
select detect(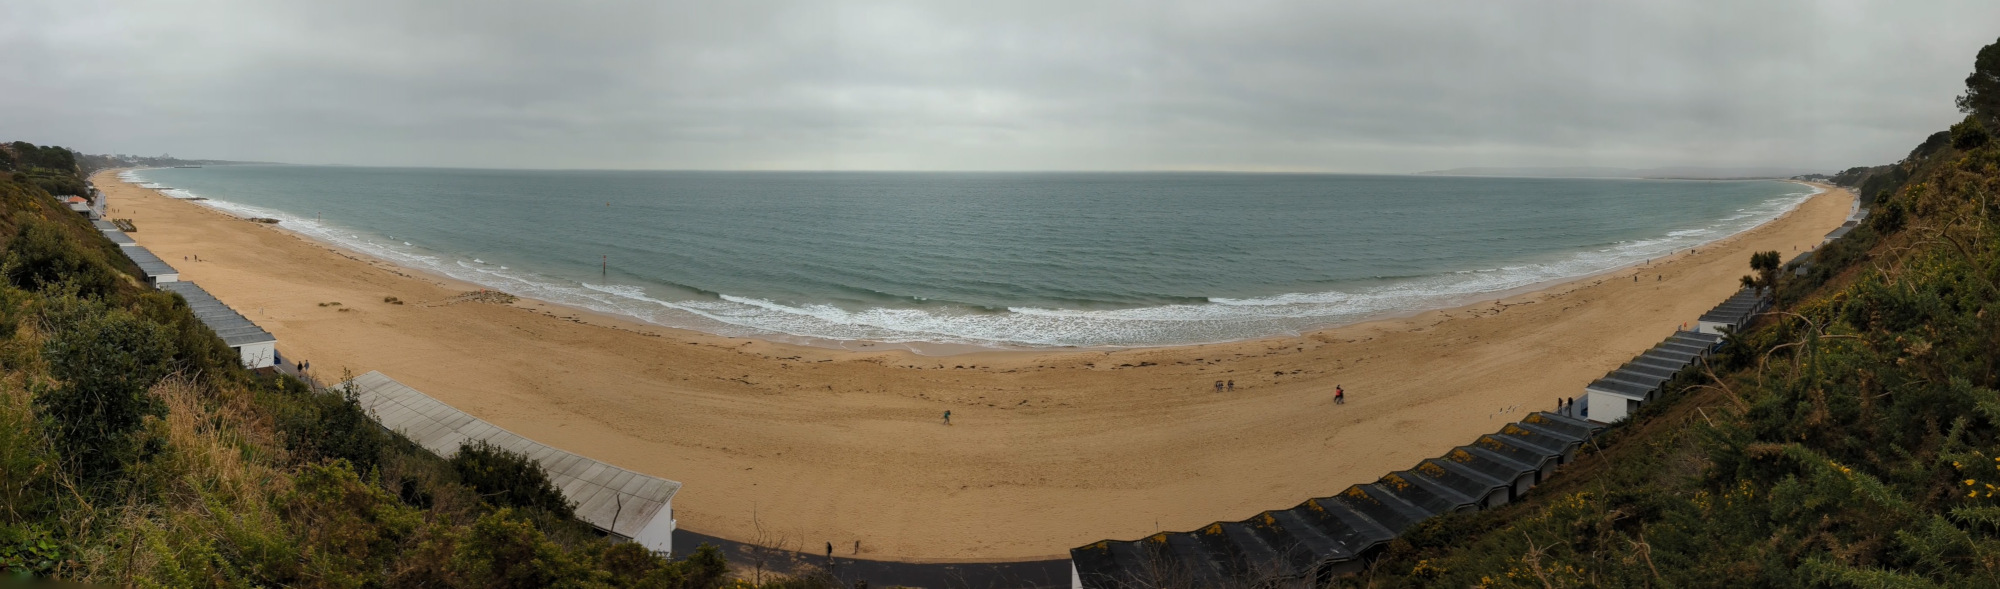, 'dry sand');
95,171,1854,561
